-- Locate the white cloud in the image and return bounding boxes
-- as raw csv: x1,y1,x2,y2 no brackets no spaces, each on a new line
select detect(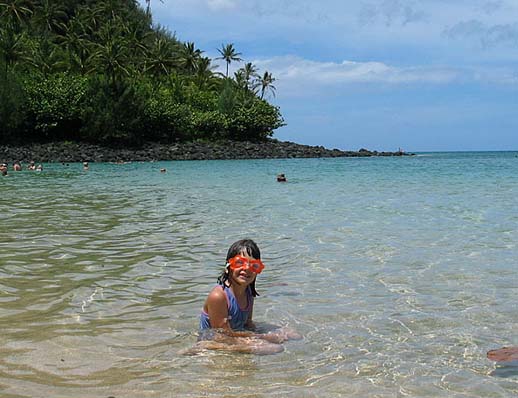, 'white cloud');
231,55,518,99
252,55,460,86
